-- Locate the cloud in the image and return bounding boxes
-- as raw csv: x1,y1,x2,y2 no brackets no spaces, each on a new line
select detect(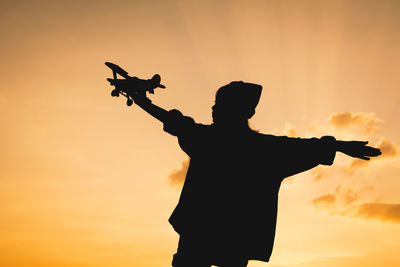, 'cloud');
348,158,369,170
312,193,336,208
168,158,189,186
272,122,297,137
377,138,399,158
282,177,294,184
312,185,367,209
282,122,297,137
311,167,328,182
311,186,400,224
328,112,382,134
355,203,400,223
338,185,373,204
347,138,399,171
